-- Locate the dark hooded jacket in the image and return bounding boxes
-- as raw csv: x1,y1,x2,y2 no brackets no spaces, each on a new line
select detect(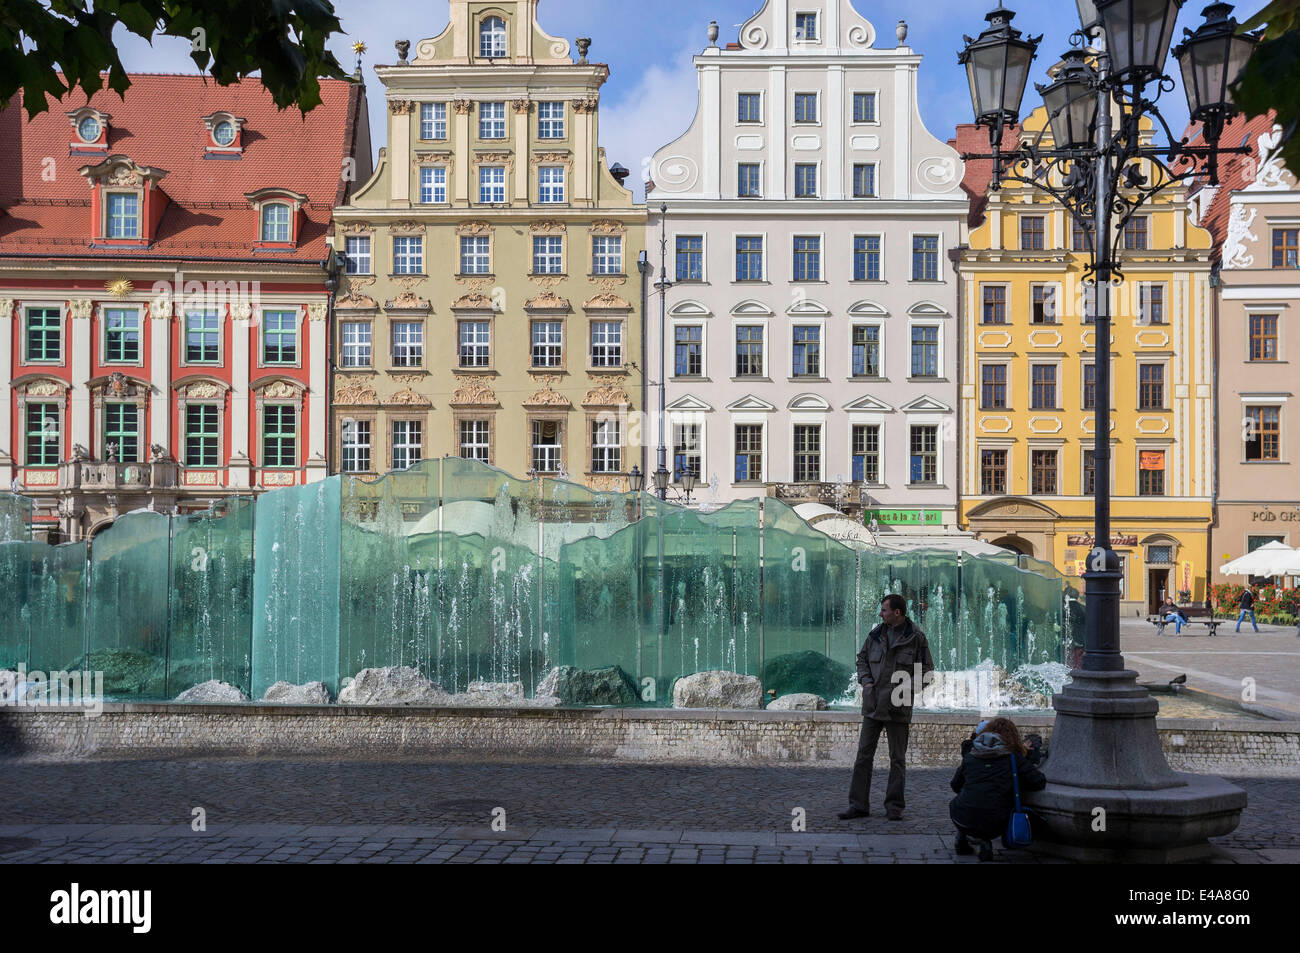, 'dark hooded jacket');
949,731,1048,837
855,617,934,723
